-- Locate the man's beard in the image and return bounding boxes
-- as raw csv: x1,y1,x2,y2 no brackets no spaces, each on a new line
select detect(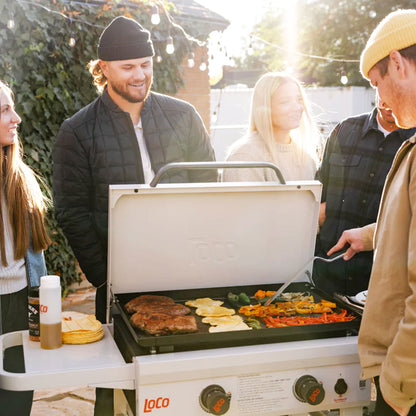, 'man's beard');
109,78,152,103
